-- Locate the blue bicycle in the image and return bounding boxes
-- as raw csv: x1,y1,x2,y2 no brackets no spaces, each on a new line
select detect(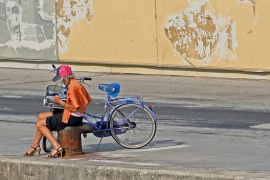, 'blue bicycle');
42,65,157,151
